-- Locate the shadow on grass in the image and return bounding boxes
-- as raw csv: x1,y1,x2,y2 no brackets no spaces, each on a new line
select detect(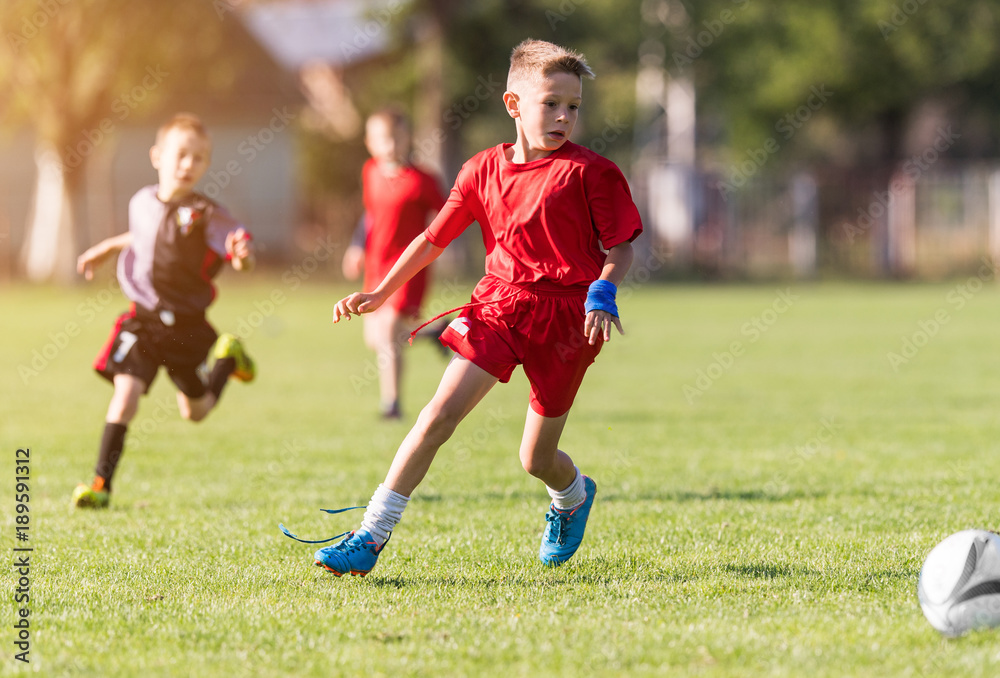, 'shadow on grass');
602,487,827,503
721,562,815,579
417,487,826,505
363,555,691,590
